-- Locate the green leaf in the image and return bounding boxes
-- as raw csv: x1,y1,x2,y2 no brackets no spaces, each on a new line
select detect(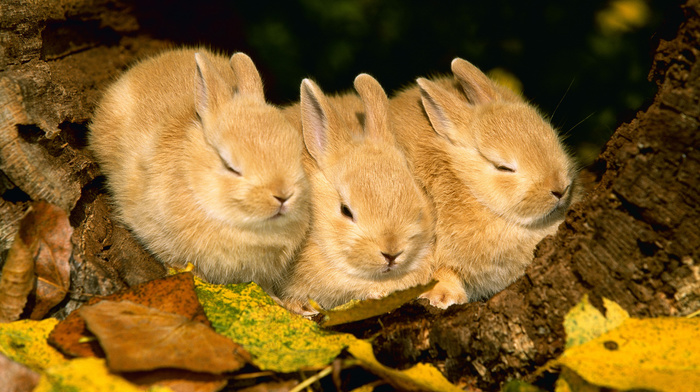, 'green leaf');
318,281,437,327
0,319,68,372
563,294,629,349
347,340,462,392
194,279,356,373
